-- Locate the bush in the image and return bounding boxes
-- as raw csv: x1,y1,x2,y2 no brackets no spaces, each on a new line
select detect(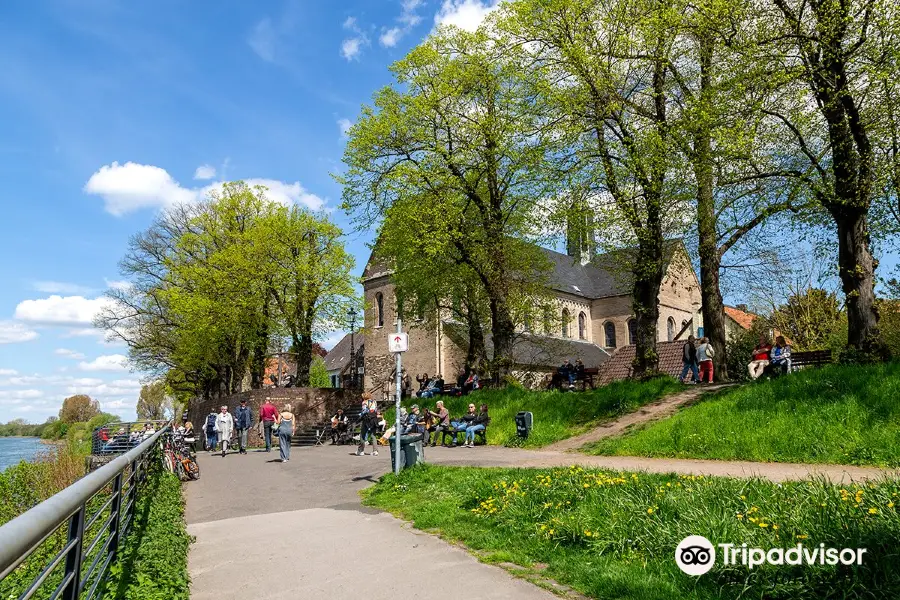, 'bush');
104,468,191,600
